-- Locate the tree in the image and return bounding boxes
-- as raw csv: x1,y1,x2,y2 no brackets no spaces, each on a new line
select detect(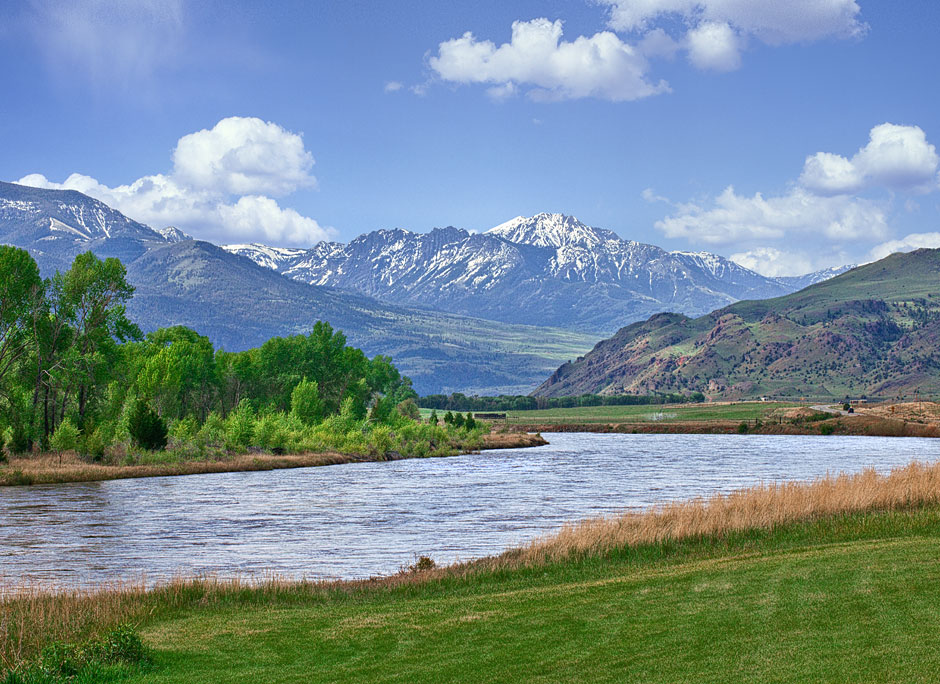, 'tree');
291,377,323,425
128,399,168,451
50,417,79,465
54,252,140,426
0,246,42,389
464,412,477,431
429,410,439,425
